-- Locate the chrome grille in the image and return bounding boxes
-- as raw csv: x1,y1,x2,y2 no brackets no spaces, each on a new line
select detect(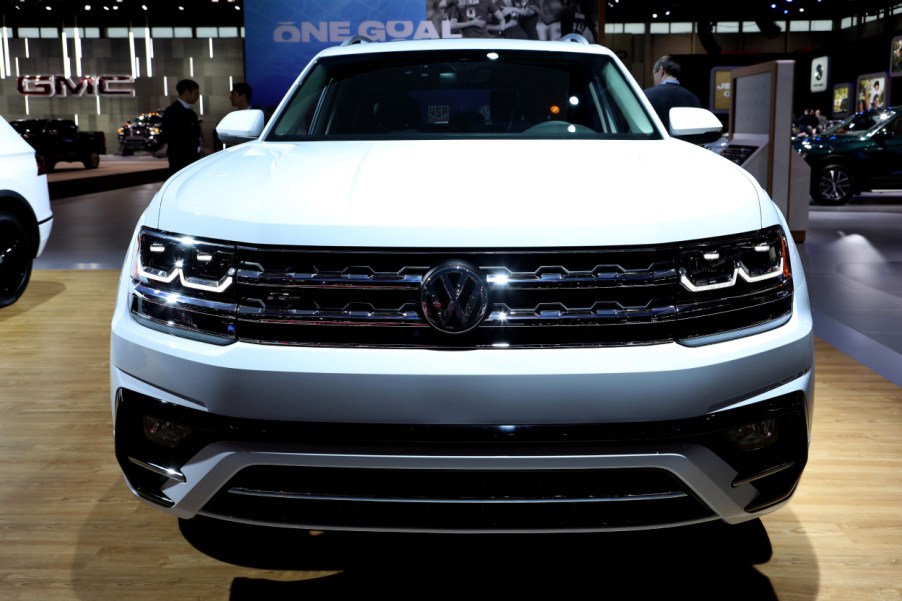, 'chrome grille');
129,227,794,348
231,242,791,348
